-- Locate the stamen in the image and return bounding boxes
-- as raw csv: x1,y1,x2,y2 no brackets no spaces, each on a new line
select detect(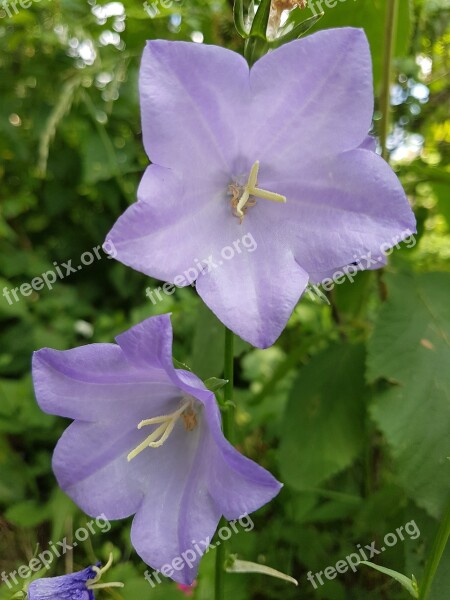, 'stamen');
86,553,124,591
231,160,286,222
127,399,196,462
